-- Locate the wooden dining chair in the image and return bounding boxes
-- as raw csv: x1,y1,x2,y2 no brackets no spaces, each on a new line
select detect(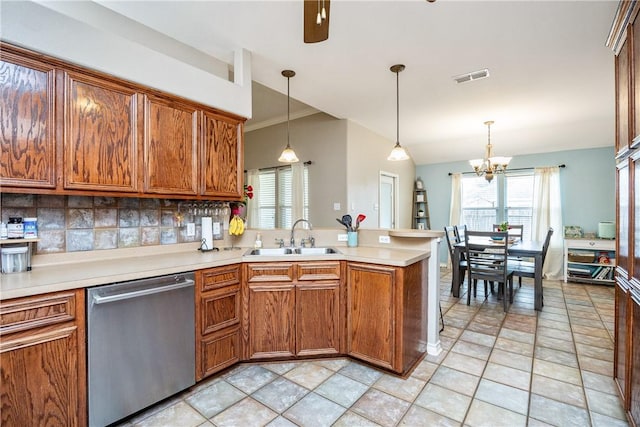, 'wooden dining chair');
444,226,469,292
465,230,515,312
511,227,554,288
